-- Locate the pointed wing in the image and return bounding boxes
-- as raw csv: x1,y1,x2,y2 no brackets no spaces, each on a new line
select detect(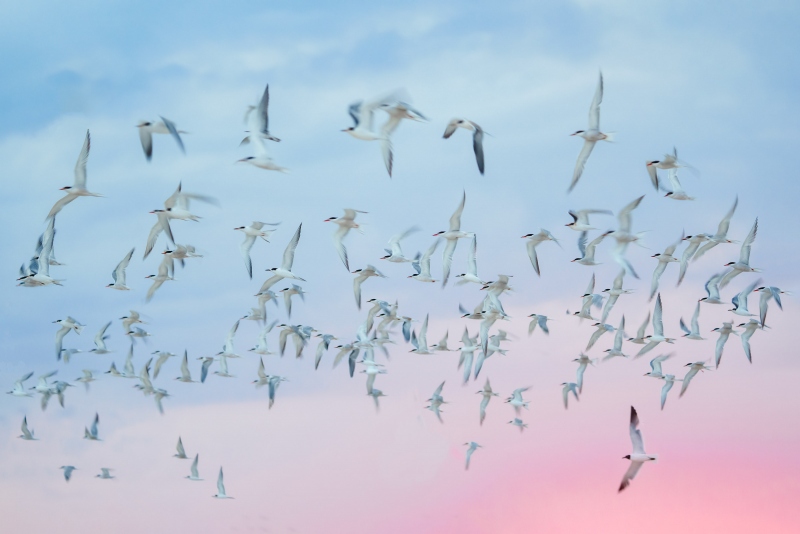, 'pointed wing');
139,127,153,161
473,127,485,174
282,224,302,270
74,129,91,188
160,116,185,154
569,140,596,192
449,191,466,232
588,72,603,130
618,461,645,492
